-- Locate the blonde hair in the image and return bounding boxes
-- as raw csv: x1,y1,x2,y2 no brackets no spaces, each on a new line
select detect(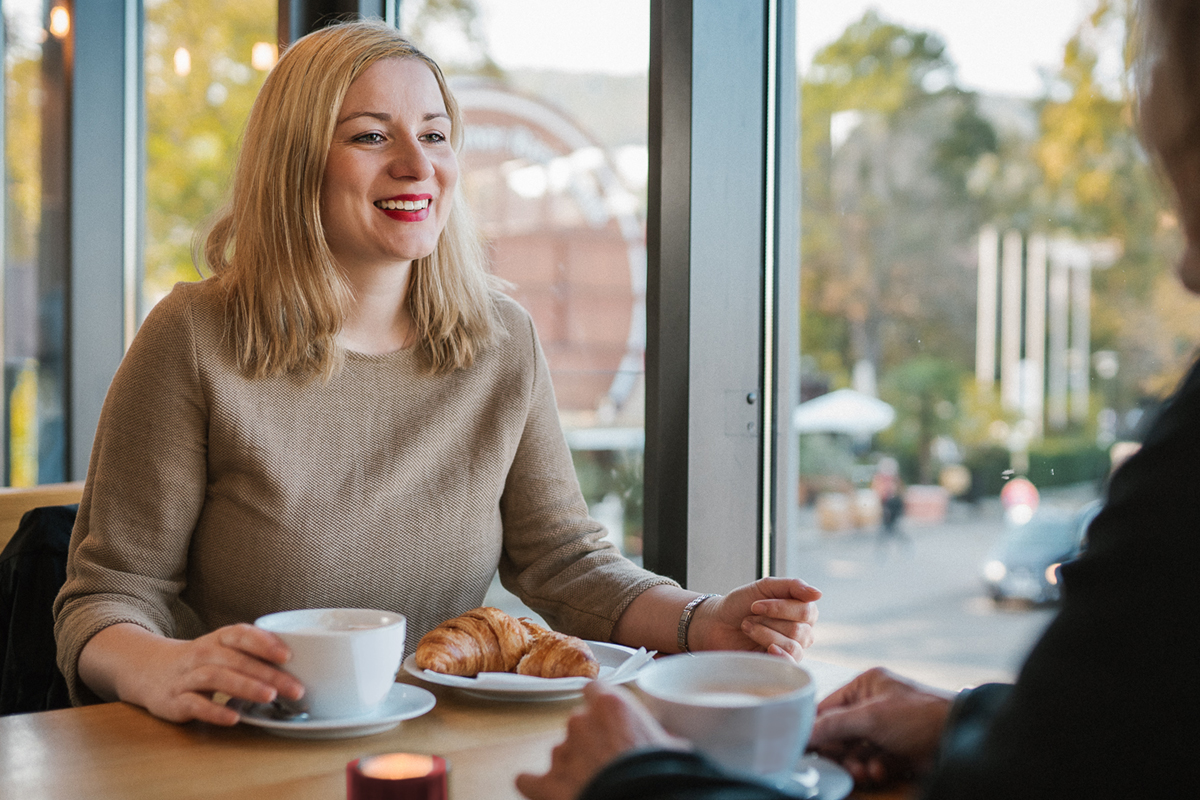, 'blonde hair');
201,20,499,378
